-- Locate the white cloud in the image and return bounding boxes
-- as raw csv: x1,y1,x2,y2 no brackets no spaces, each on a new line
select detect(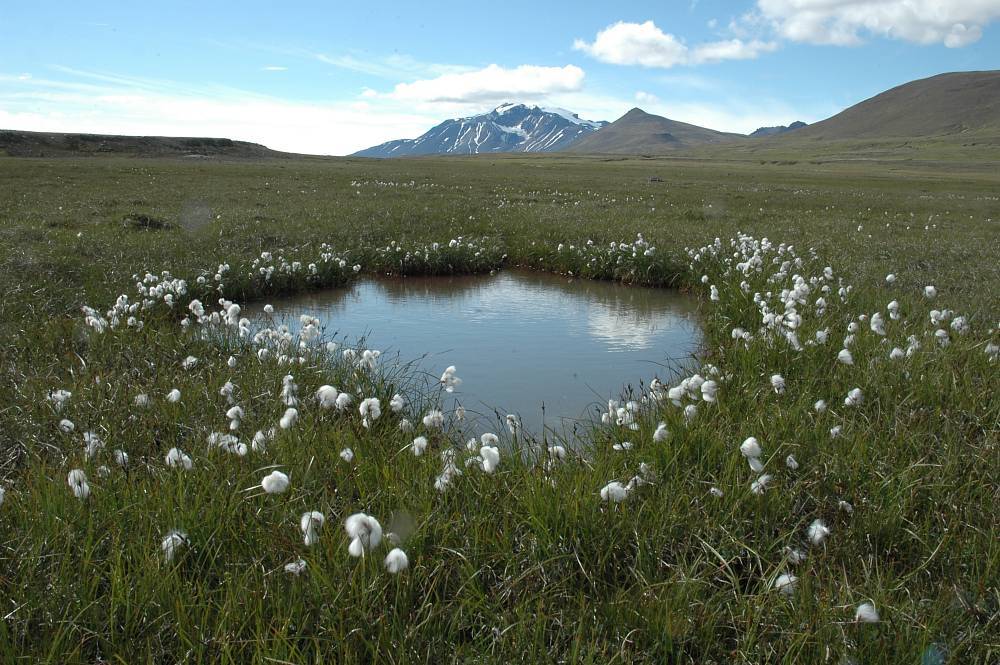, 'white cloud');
635,91,660,104
691,38,778,63
262,66,287,72
756,0,1000,47
573,20,777,68
384,64,586,104
0,71,439,155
